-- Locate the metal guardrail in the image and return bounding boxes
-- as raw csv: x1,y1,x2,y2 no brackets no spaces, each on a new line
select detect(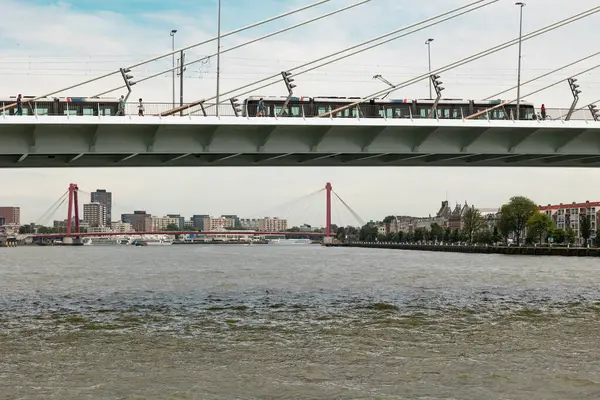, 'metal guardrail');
1,101,597,121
